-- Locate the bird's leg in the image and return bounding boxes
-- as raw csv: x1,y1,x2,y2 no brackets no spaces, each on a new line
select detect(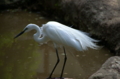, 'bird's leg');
60,47,67,78
48,48,60,78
